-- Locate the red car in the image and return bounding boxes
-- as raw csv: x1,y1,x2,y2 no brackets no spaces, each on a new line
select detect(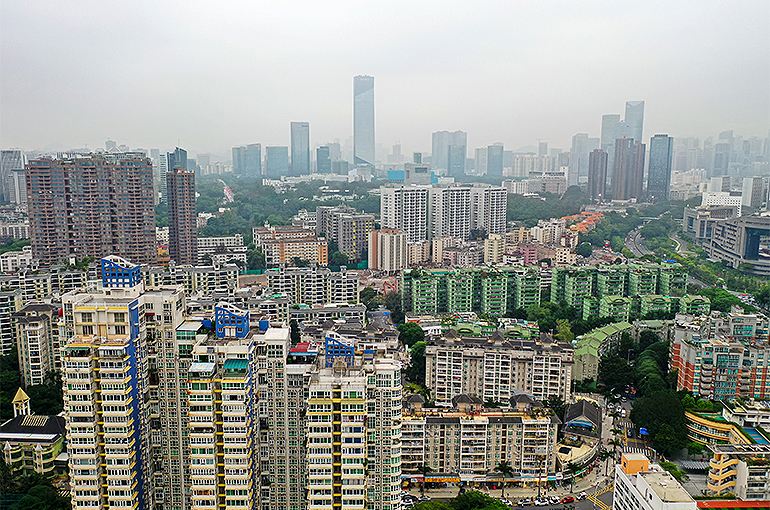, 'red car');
561,497,575,504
